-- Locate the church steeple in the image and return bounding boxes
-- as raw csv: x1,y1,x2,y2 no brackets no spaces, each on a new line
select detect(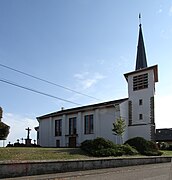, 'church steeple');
135,14,148,70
